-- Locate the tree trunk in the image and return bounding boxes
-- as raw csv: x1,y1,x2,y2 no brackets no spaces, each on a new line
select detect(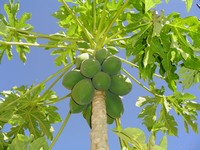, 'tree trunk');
90,90,109,150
